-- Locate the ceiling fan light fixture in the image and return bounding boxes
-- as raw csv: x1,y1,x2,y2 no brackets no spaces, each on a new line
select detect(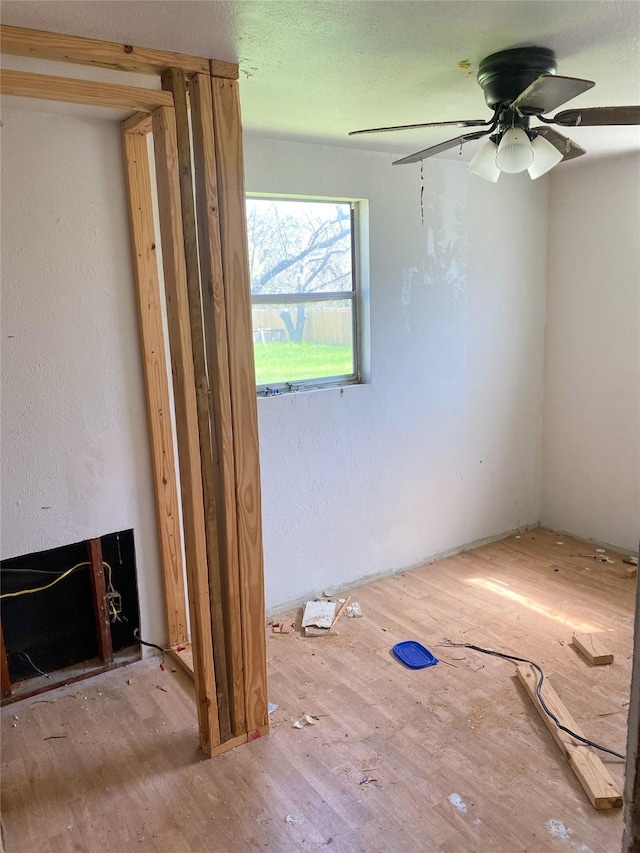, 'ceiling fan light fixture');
467,139,501,182
495,126,534,173
527,133,564,179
